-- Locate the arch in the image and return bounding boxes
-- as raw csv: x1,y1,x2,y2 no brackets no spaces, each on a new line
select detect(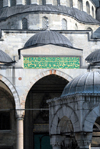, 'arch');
50,105,79,134
10,0,16,6
66,0,70,7
78,0,83,11
86,1,90,14
0,0,3,8
83,106,100,132
62,19,67,30
0,74,20,110
42,16,48,30
25,0,30,5
22,18,28,30
23,70,72,103
92,6,94,18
